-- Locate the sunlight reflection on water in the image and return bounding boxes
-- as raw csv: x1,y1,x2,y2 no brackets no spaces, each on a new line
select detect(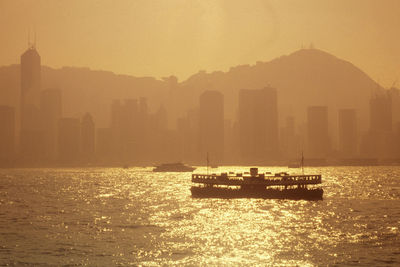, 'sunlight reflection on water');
0,166,400,265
